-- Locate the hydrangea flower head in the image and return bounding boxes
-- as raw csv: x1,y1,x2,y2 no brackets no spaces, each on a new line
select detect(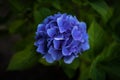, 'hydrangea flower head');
34,13,90,64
